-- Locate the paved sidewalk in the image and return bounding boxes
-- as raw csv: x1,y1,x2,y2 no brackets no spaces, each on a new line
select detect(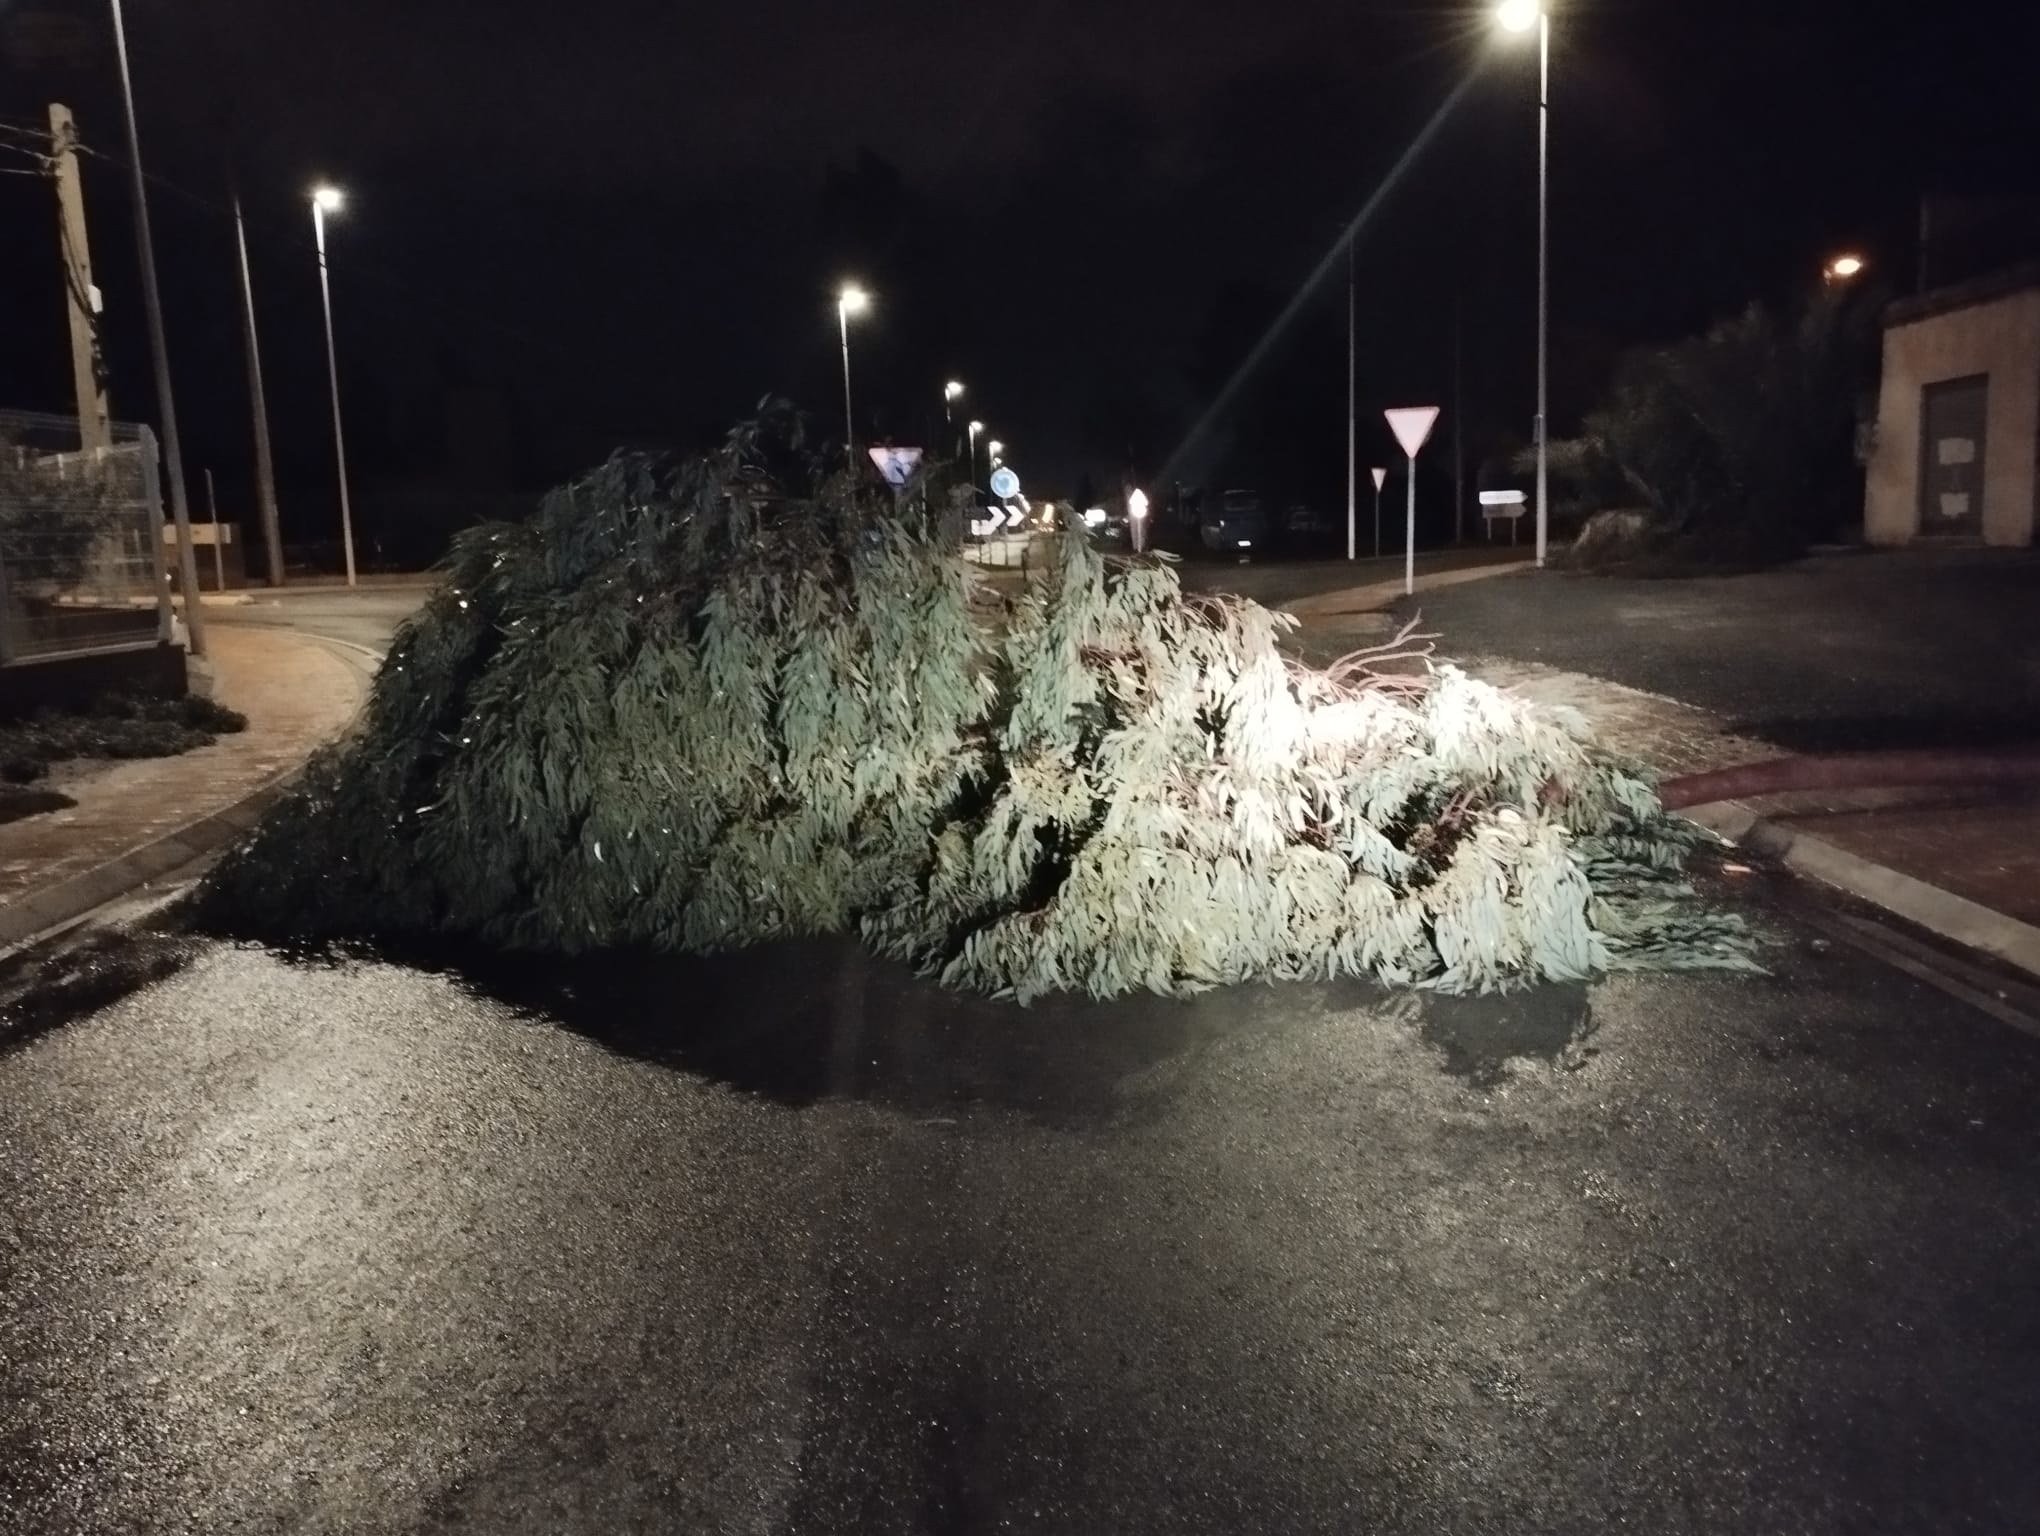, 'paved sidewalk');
1472,657,2040,975
0,627,369,948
